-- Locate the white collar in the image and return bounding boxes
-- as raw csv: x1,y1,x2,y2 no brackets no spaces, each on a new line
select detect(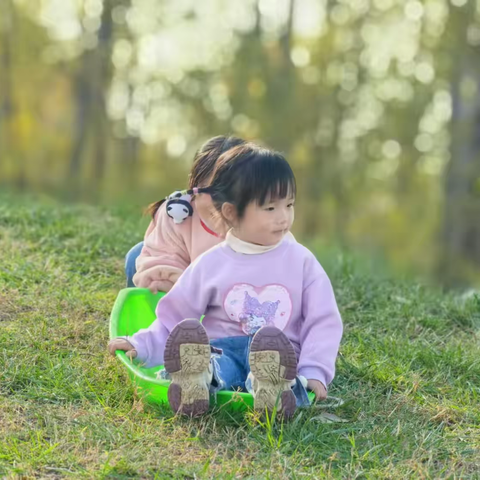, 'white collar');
225,229,293,255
